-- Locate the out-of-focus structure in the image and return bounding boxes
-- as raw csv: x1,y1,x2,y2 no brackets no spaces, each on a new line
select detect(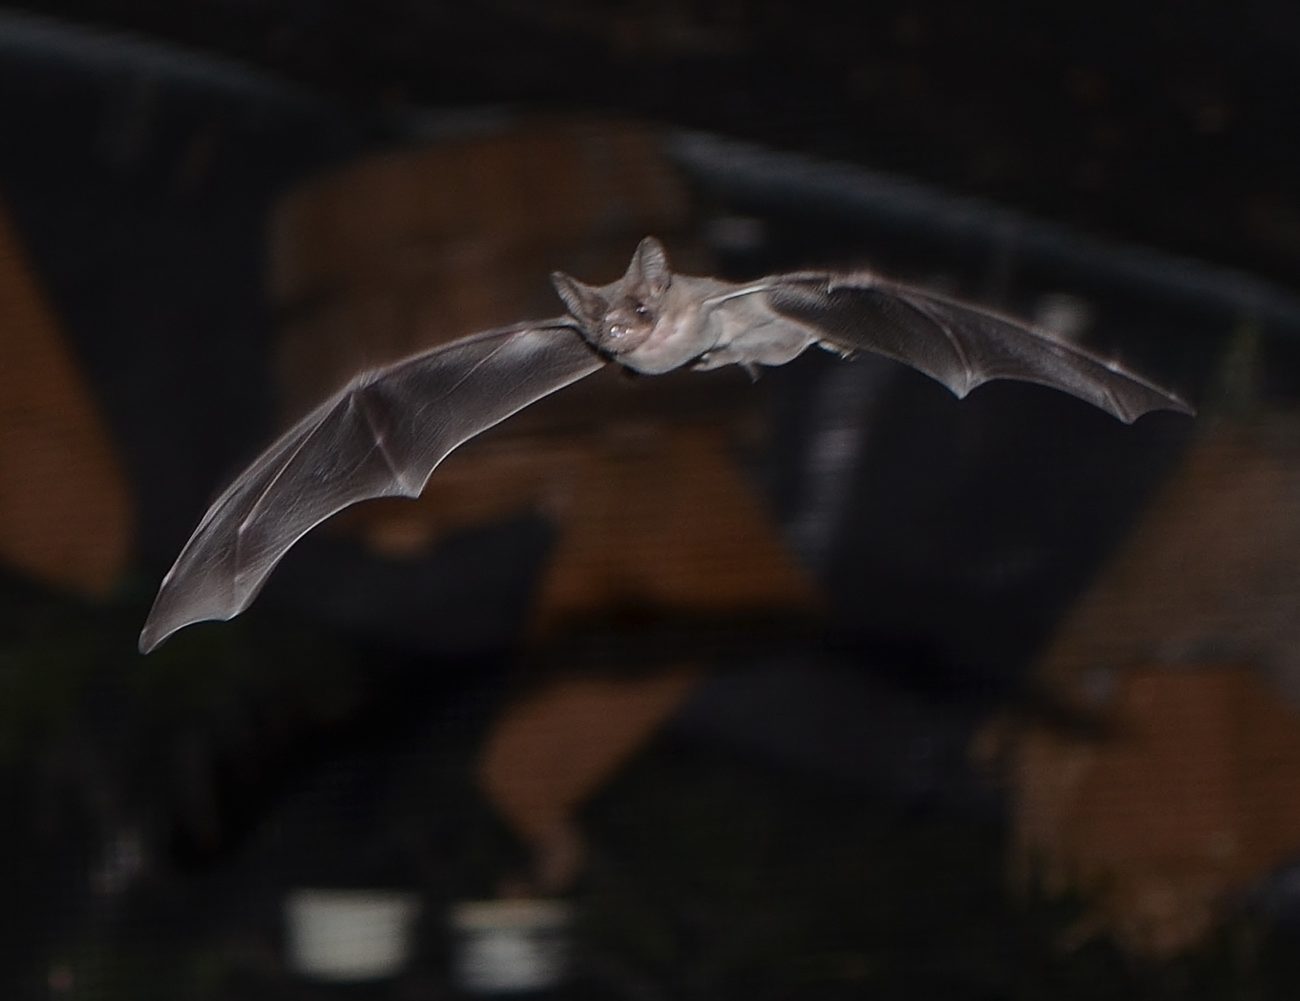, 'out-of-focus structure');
0,198,132,596
991,409,1300,955
1,4,1298,995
